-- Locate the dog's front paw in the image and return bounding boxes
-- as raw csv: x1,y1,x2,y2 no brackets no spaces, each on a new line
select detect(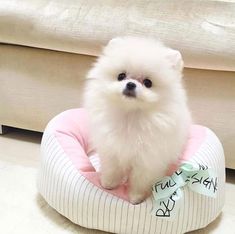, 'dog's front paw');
129,192,146,205
100,176,120,190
